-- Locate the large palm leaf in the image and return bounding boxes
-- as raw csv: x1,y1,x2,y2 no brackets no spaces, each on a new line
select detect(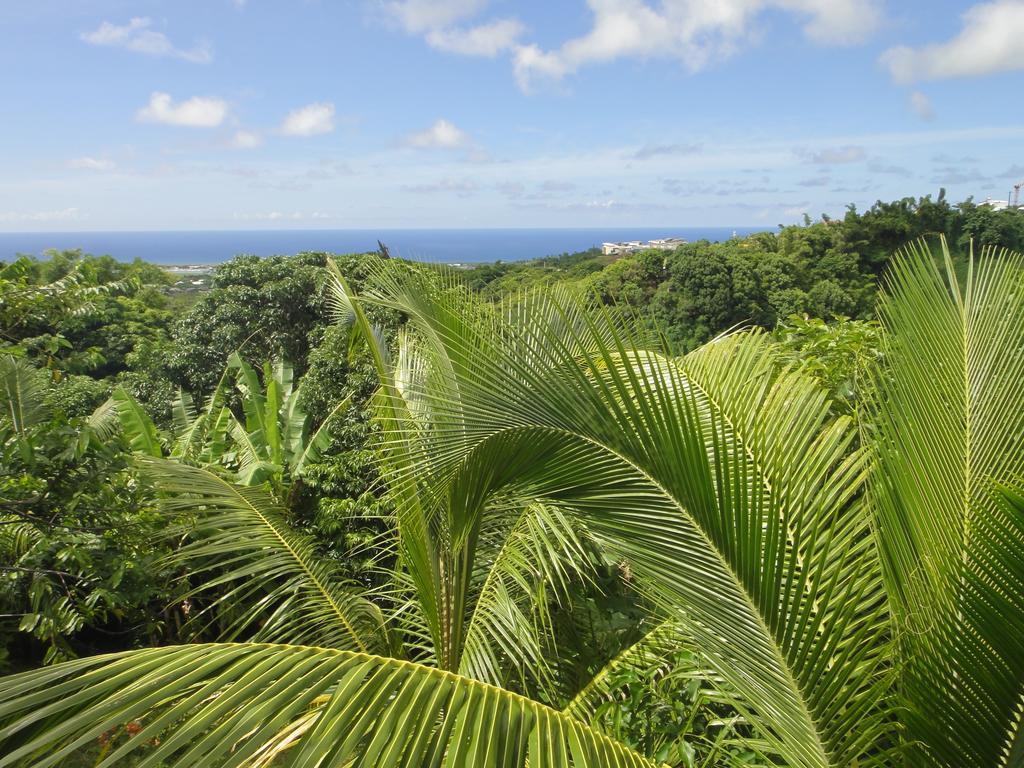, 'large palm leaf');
332,262,896,768
0,356,47,436
0,643,661,768
328,262,604,690
870,238,1024,767
0,457,663,766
